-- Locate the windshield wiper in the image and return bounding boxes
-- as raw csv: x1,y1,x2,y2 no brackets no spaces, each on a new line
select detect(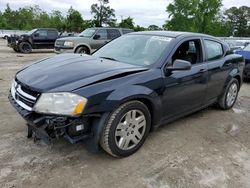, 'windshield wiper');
100,56,118,62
